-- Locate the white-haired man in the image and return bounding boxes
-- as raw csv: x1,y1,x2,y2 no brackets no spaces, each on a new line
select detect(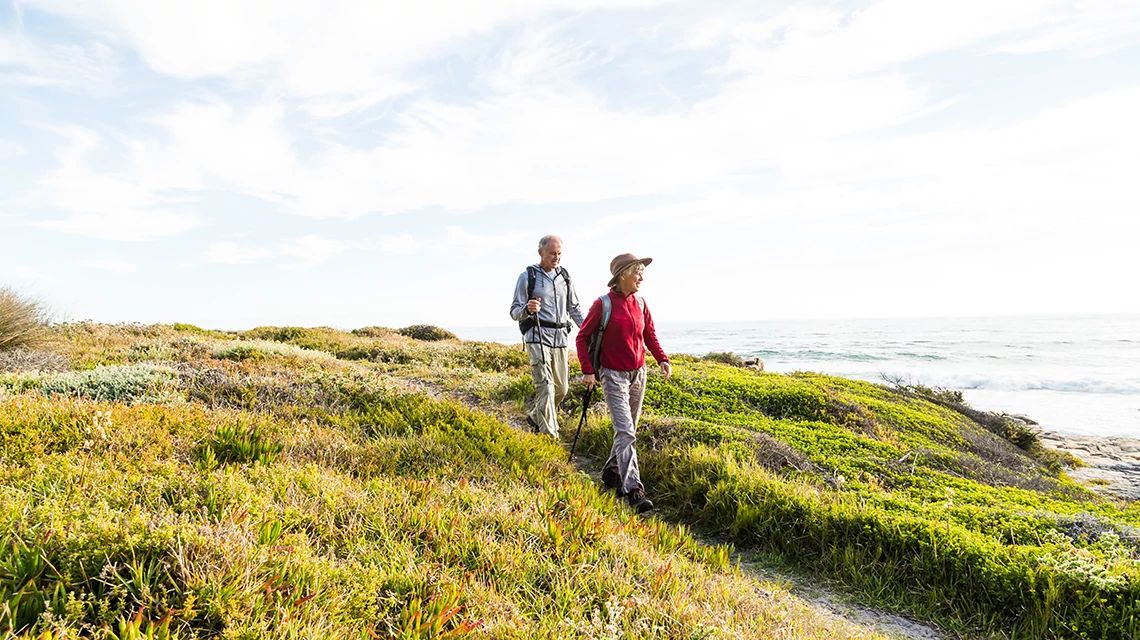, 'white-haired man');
510,235,585,438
